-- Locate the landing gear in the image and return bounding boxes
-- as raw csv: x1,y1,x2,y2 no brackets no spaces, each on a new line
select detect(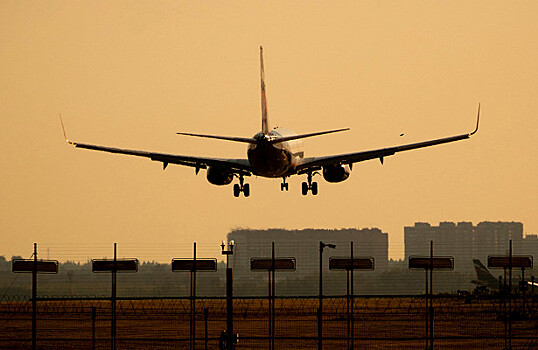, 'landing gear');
301,181,308,195
301,172,318,196
233,175,250,197
311,181,318,196
233,184,241,197
281,177,289,191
